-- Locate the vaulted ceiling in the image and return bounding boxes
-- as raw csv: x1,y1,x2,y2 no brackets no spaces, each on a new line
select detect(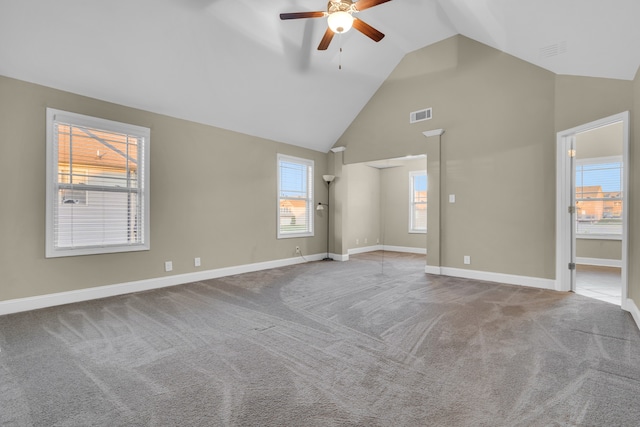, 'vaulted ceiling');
1,0,639,153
